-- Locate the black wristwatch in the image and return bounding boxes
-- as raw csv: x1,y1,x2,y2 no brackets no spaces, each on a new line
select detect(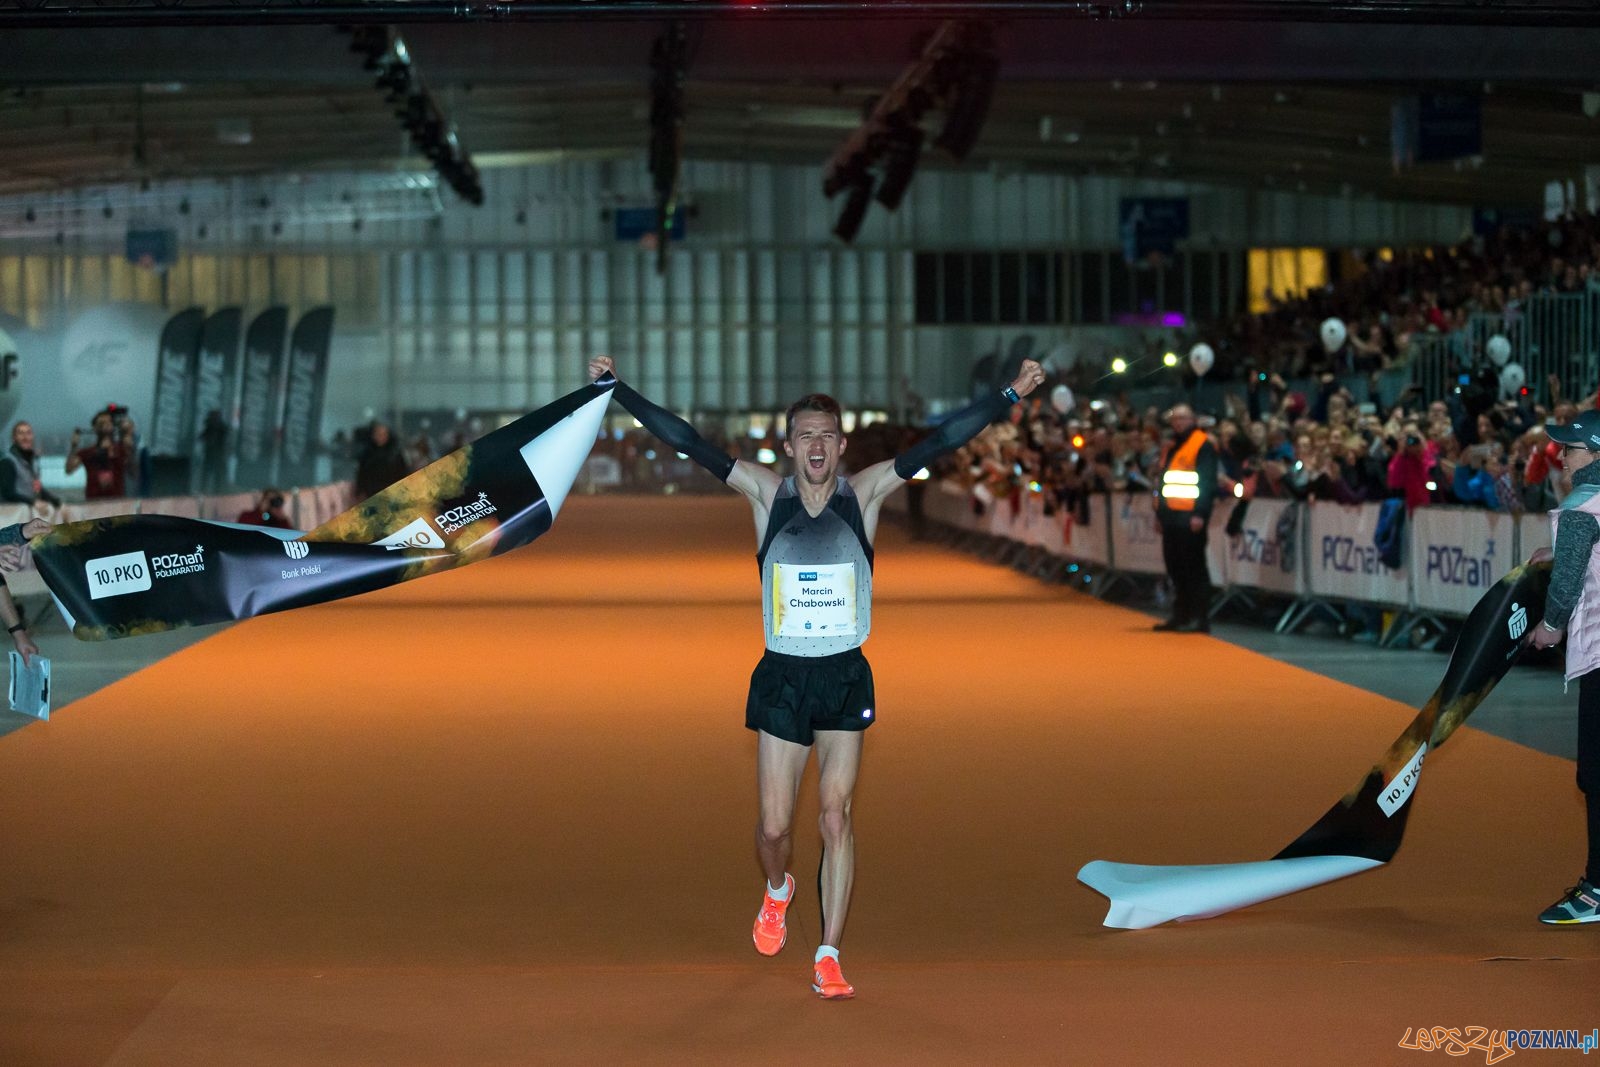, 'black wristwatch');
7,622,25,634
